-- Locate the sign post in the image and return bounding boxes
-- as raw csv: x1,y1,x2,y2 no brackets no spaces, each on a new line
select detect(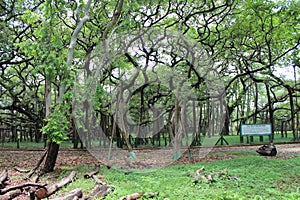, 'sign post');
240,124,272,143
